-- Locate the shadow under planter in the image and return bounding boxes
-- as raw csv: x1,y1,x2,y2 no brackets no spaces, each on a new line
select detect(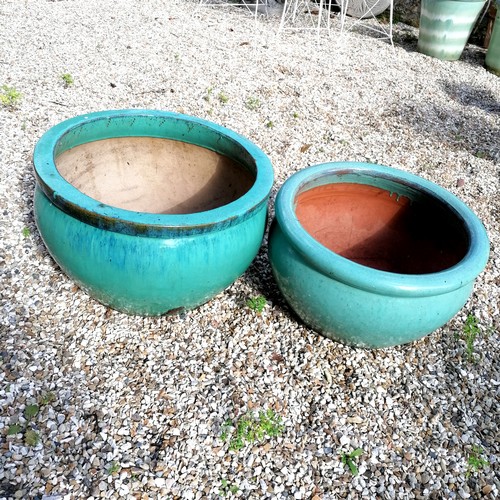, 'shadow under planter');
268,162,490,349
33,110,274,316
